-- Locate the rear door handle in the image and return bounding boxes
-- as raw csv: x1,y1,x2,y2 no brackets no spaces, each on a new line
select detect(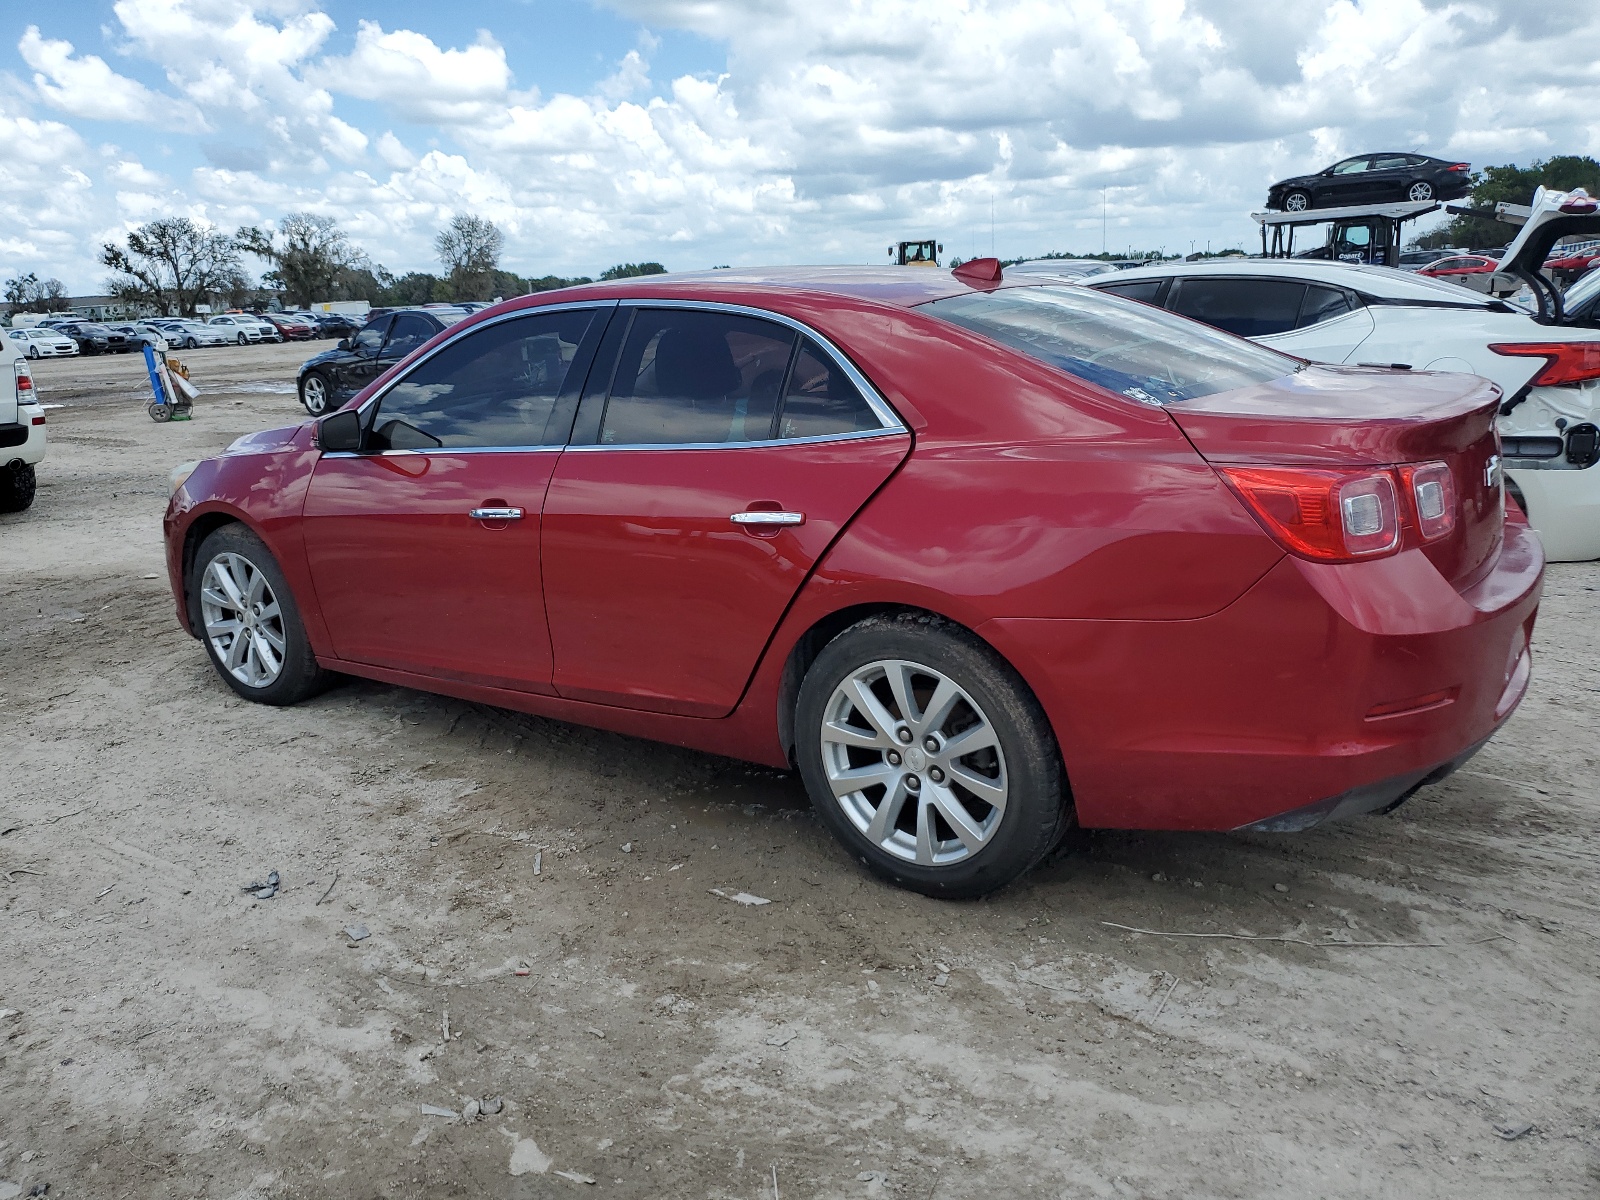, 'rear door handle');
730,510,805,526
469,507,524,520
